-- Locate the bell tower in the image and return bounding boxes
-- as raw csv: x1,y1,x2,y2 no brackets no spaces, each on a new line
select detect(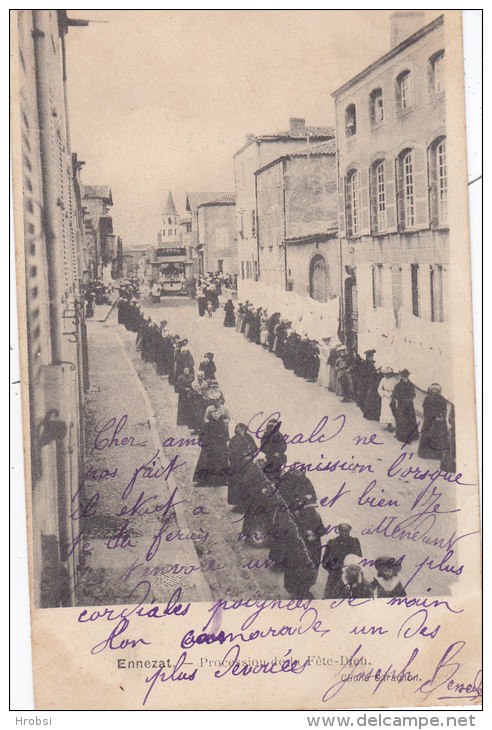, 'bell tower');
158,190,180,245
